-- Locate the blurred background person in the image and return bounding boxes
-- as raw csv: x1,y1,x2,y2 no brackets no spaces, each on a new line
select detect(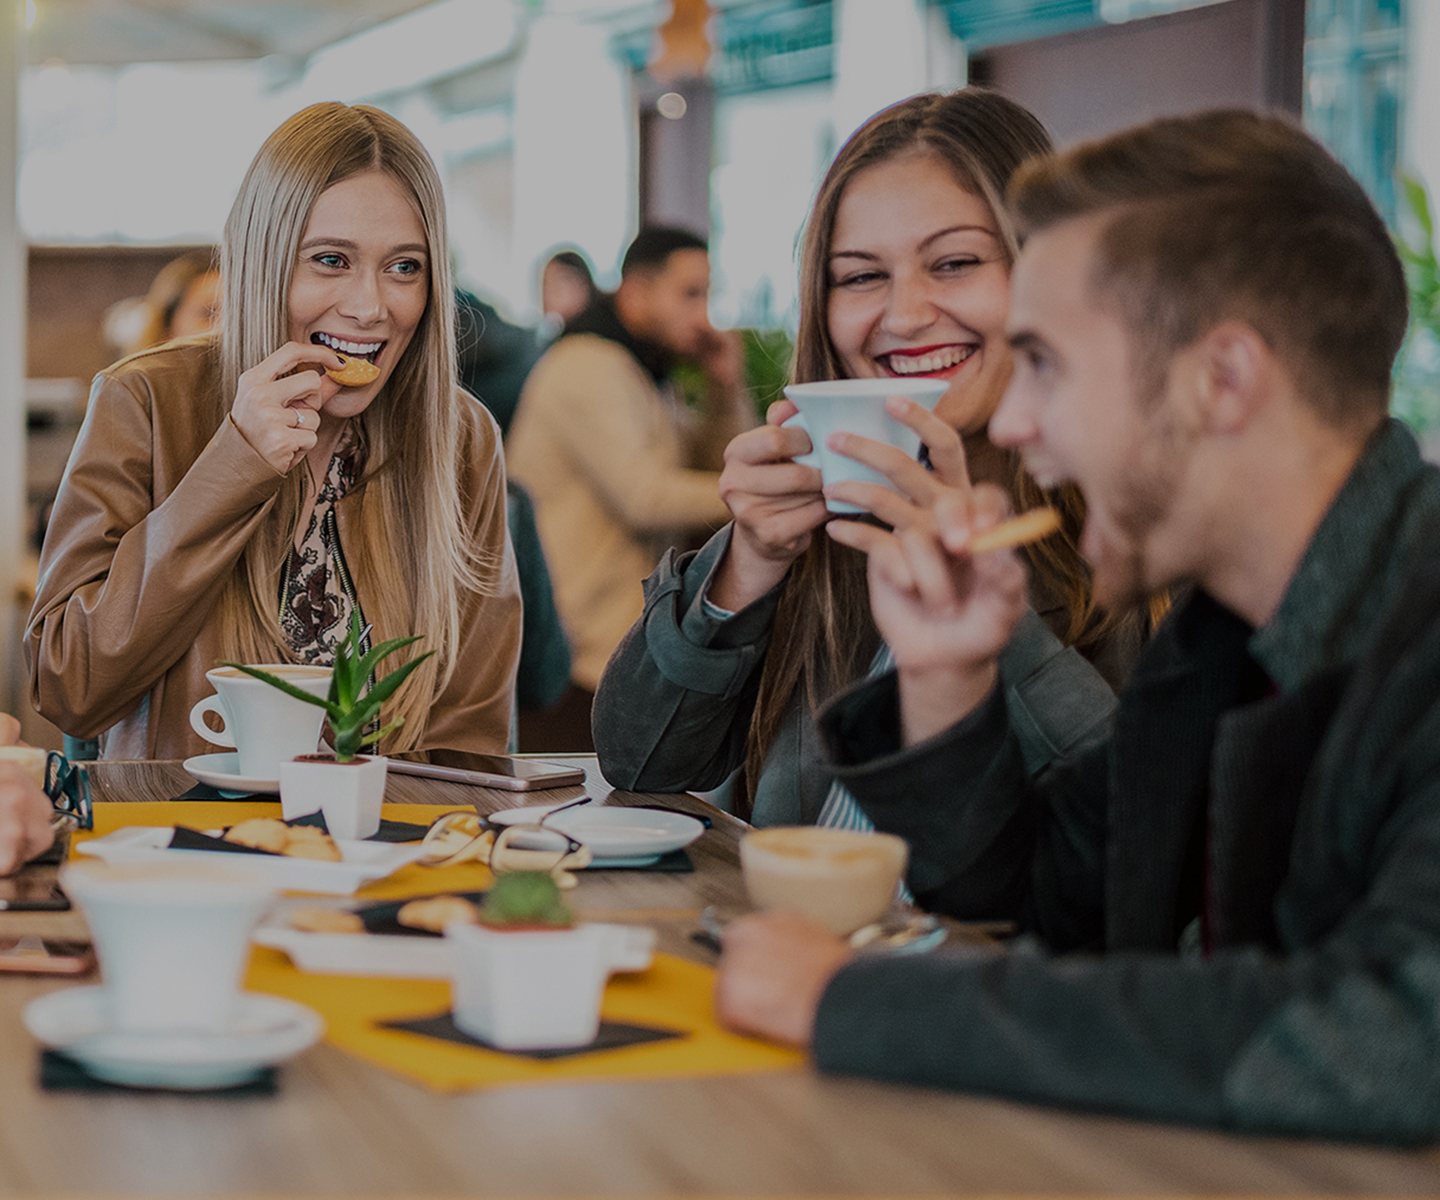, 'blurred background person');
538,247,598,340
102,249,222,359
508,225,753,751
